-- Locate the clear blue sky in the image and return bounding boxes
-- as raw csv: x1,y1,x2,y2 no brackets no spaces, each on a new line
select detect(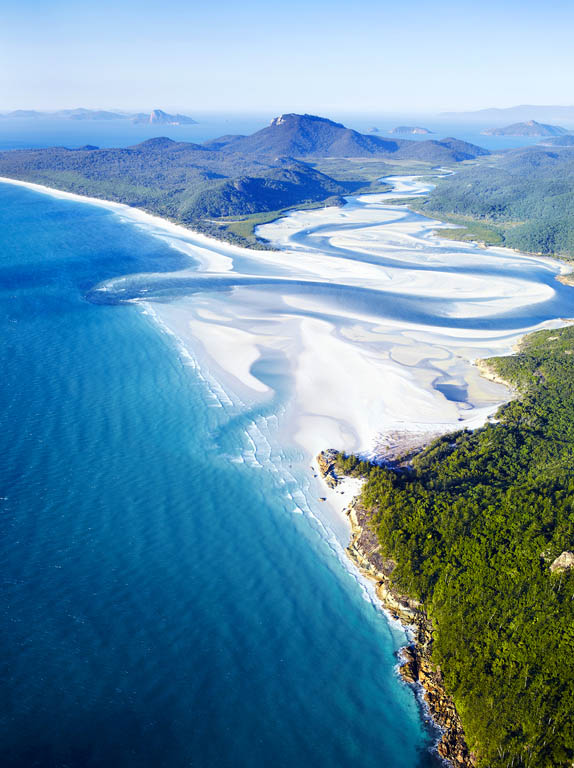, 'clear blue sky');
3,0,574,113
